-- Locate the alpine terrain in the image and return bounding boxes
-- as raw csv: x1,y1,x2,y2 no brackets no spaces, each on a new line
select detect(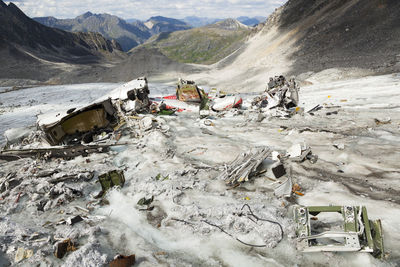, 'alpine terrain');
0,0,400,266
